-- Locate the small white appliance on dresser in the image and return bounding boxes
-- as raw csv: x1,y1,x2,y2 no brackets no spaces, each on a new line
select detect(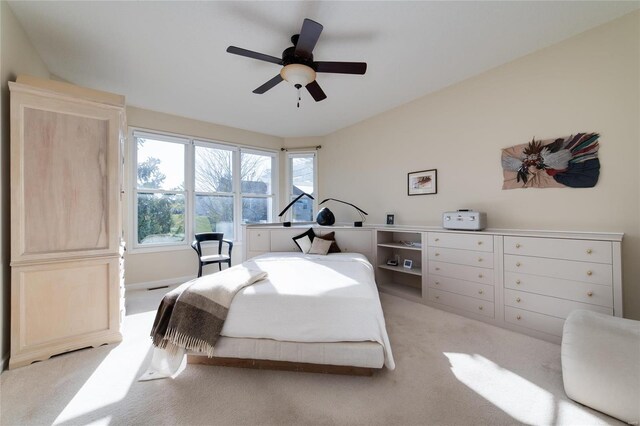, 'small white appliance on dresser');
442,210,487,231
